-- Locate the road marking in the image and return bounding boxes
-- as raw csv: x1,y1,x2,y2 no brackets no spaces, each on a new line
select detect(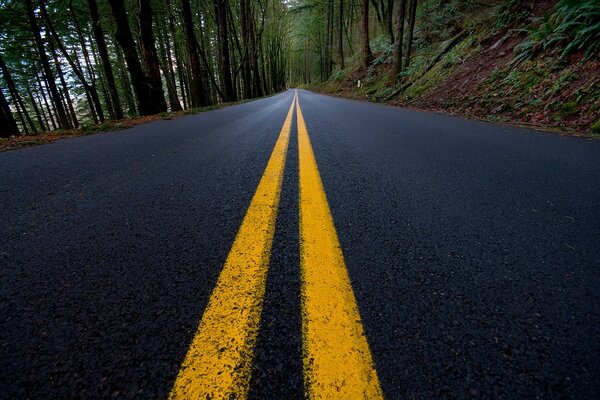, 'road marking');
169,94,296,399
296,93,383,399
